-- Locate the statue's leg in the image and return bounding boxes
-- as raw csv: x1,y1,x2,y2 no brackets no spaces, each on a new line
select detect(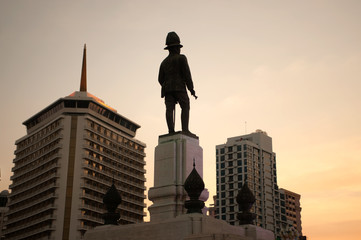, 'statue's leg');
166,108,175,133
165,94,175,133
178,92,190,133
181,107,189,132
